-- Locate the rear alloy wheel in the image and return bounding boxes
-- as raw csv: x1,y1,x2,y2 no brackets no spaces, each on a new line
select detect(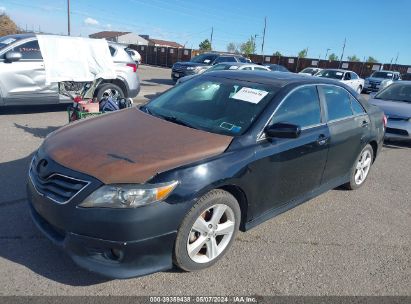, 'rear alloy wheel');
344,144,373,190
95,83,125,102
173,190,240,271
